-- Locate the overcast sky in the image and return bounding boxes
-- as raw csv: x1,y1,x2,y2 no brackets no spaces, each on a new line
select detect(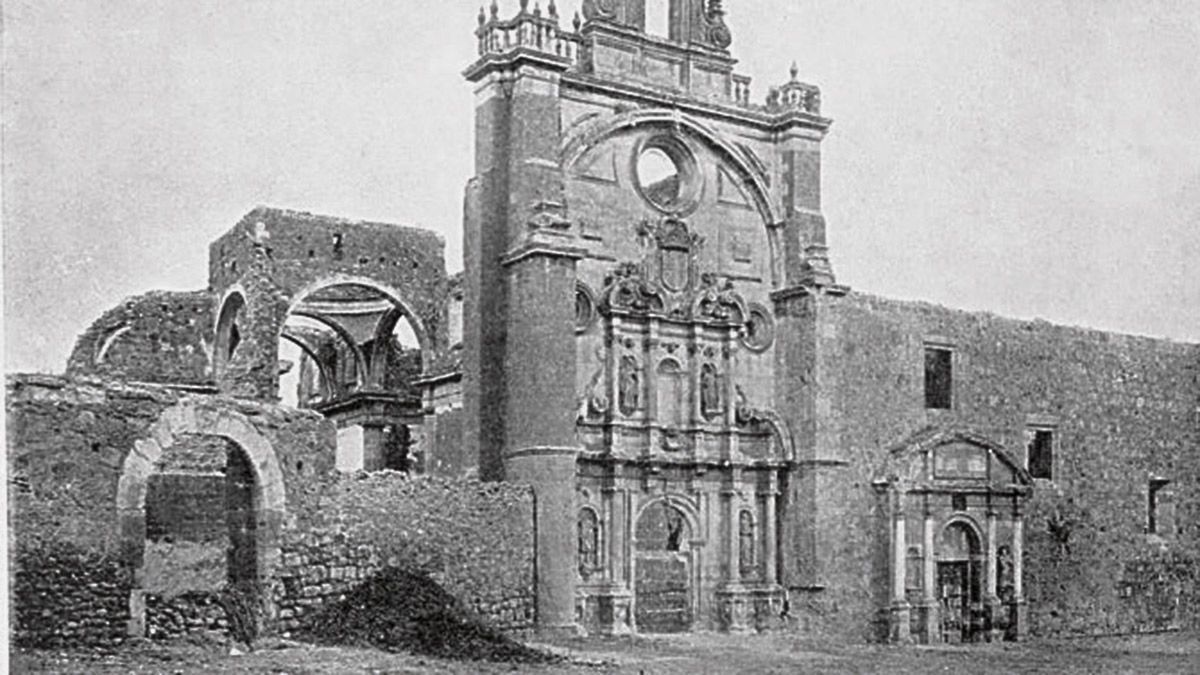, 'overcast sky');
4,0,1199,373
